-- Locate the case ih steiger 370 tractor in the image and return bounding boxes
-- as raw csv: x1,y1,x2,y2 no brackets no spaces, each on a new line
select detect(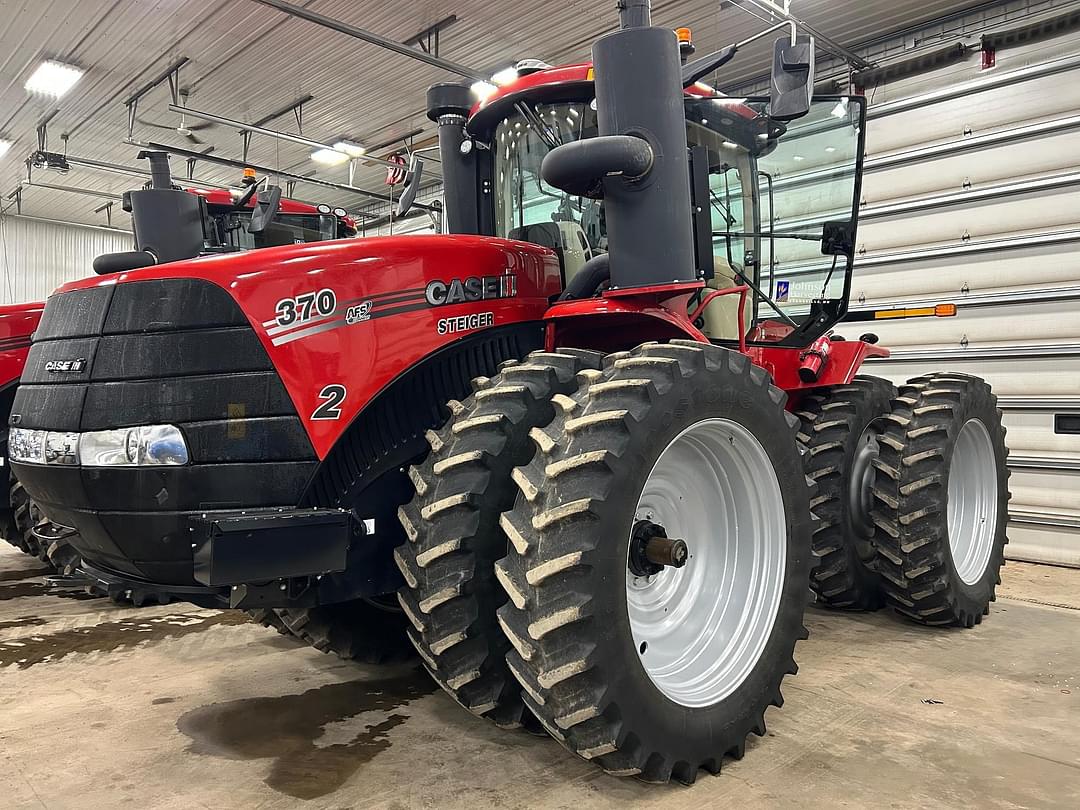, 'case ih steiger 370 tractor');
11,2,1008,784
